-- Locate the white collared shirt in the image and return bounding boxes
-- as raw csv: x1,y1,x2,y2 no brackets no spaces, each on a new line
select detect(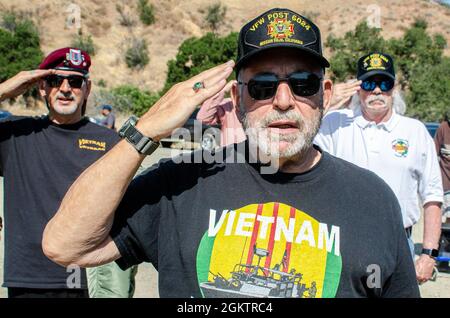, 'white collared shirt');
314,108,443,228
